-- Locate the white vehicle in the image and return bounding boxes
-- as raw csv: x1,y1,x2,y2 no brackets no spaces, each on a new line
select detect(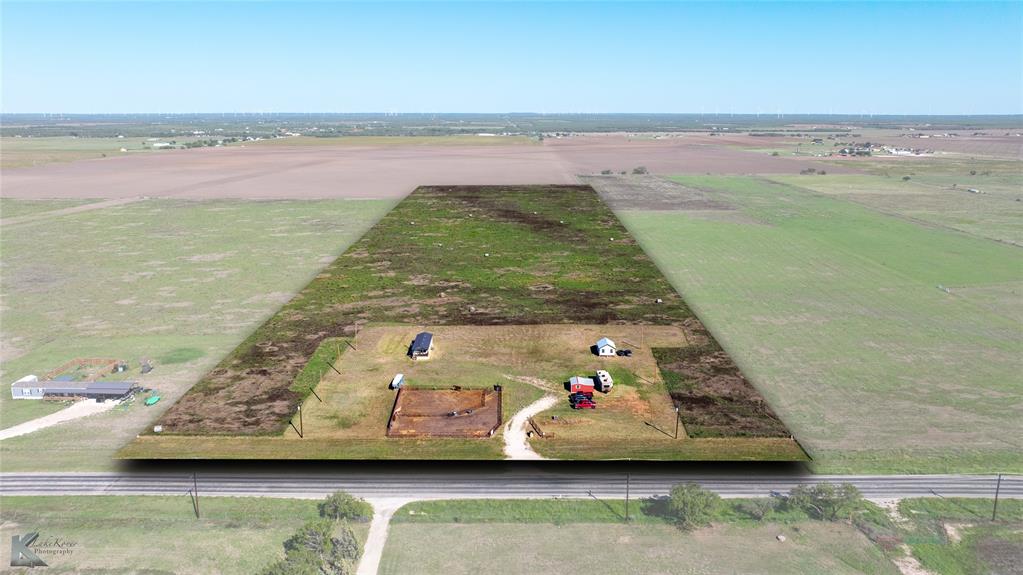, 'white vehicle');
390,373,405,390
595,370,614,393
